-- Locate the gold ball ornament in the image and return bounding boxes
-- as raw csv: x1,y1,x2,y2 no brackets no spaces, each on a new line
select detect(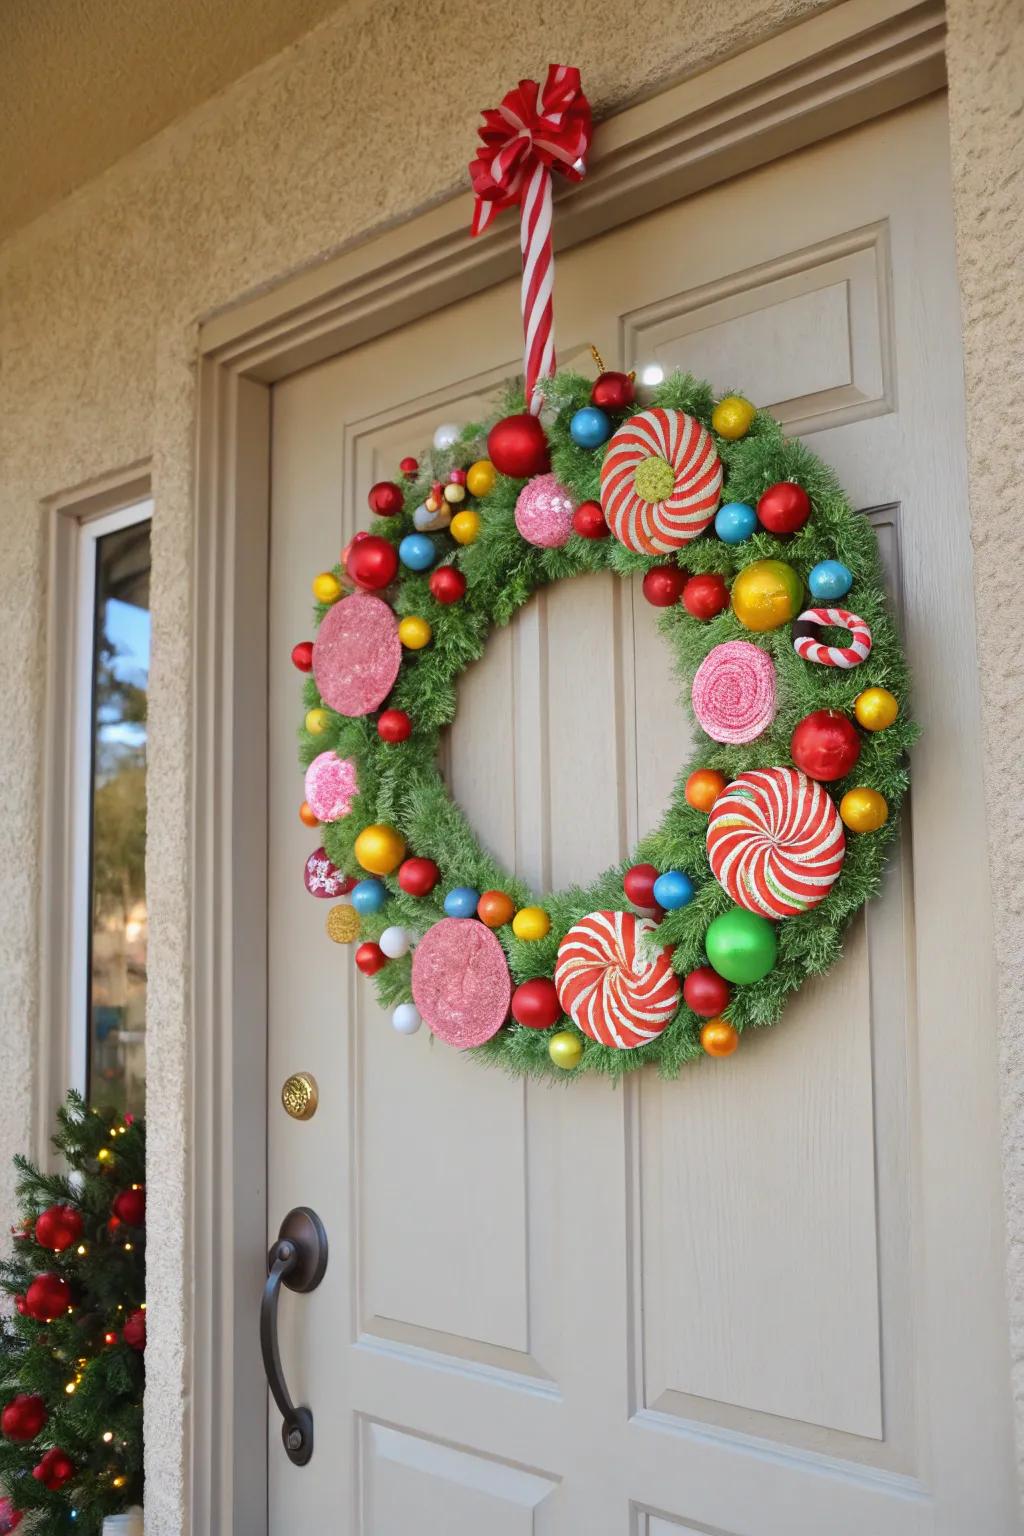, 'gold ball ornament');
701,1018,739,1057
305,707,331,735
854,687,899,732
548,1030,584,1070
731,558,803,632
712,395,756,440
312,571,343,604
466,459,497,498
450,510,481,546
840,786,889,833
354,823,406,875
512,906,551,941
398,616,432,650
326,905,361,944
